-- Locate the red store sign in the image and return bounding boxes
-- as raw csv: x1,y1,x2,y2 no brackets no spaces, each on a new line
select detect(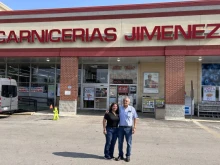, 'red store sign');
0,23,220,43
118,86,129,94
